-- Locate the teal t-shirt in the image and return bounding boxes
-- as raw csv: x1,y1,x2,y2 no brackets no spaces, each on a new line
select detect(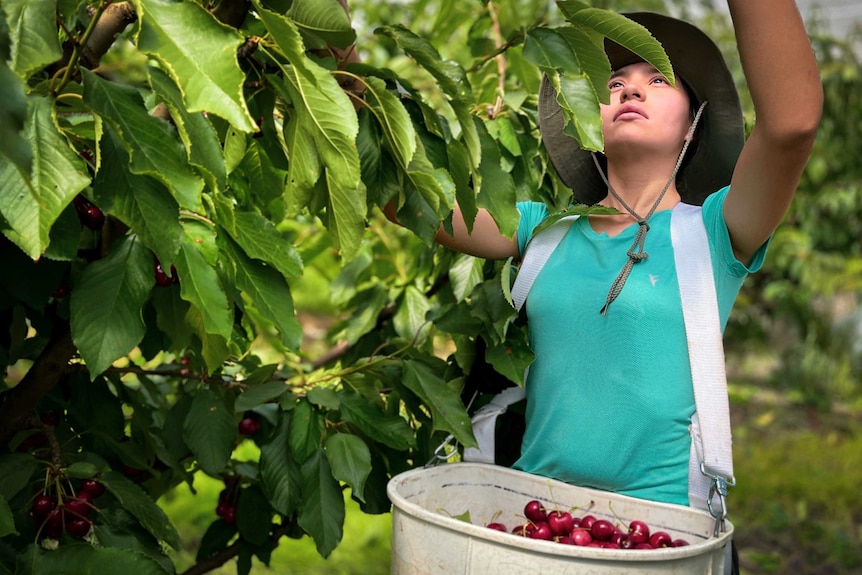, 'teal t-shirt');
512,187,767,506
